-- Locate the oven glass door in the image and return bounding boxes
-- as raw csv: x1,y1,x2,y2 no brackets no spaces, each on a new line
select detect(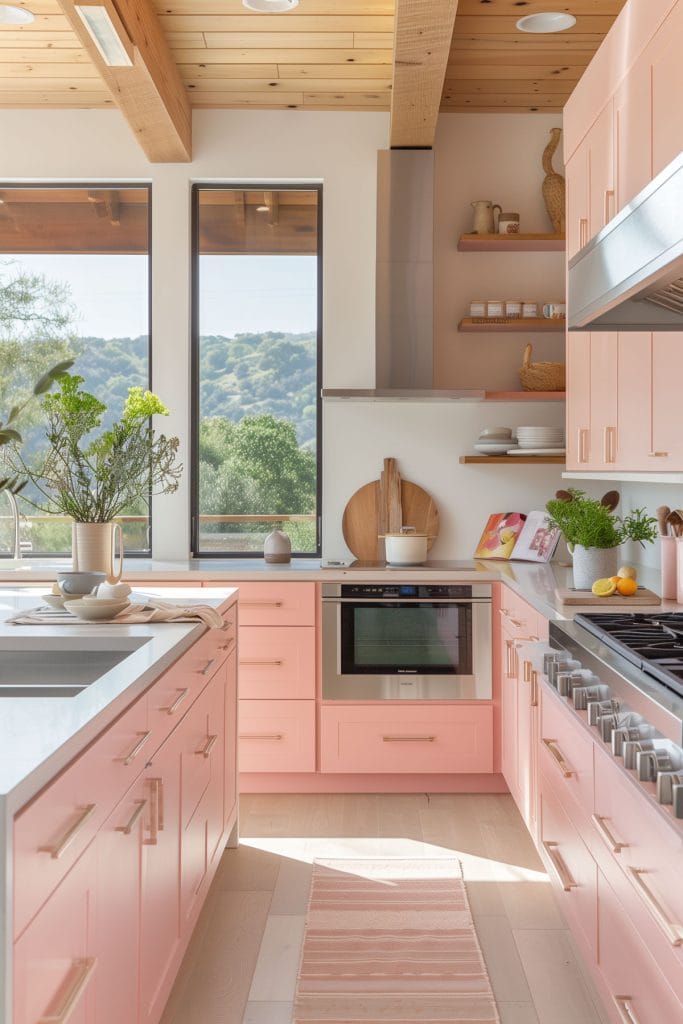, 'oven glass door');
340,601,471,675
